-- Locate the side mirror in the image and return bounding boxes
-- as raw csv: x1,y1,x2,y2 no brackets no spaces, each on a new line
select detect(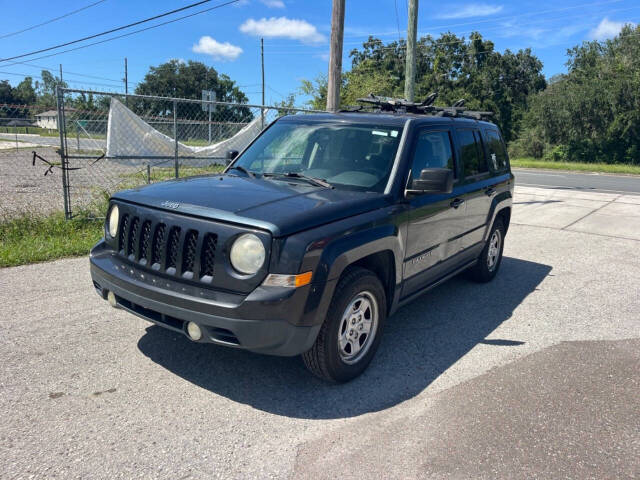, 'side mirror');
226,150,239,164
407,168,453,195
